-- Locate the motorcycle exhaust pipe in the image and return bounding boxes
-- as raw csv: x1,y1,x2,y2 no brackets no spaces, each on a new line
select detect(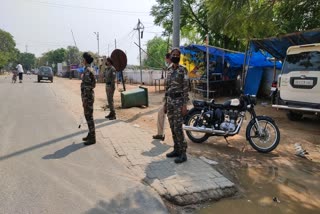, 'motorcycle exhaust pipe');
183,125,226,134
